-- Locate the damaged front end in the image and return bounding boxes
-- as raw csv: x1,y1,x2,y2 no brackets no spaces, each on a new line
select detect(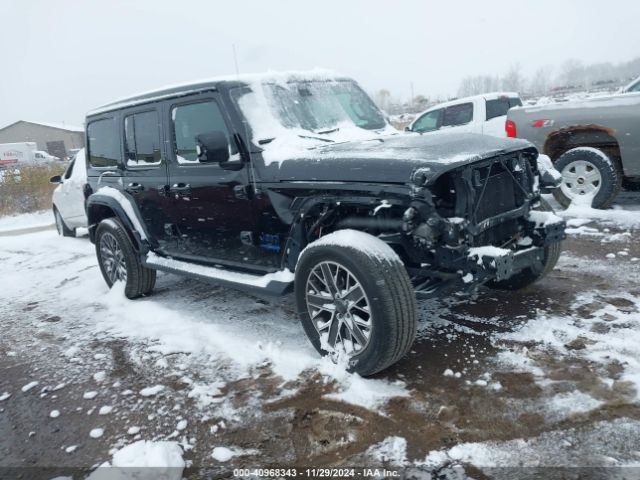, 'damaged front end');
402,151,566,298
